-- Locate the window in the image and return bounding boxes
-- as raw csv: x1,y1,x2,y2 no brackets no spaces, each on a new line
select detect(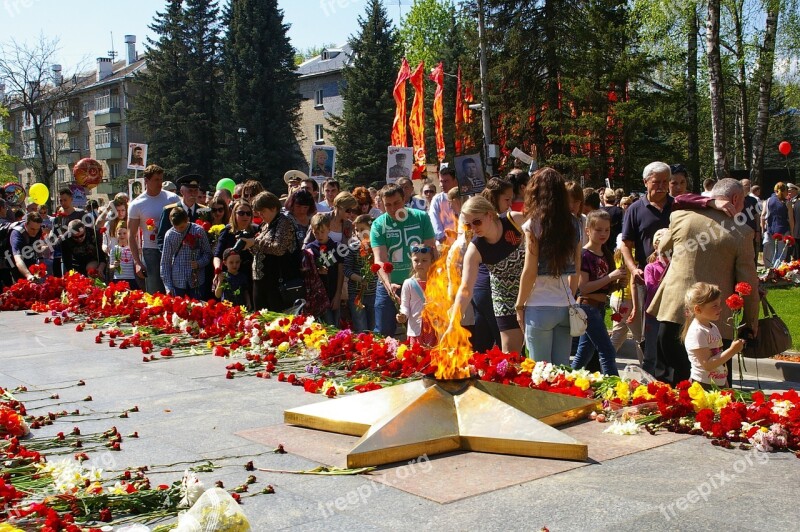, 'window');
315,124,324,142
95,89,119,111
110,163,119,179
321,50,329,61
84,135,90,151
94,127,120,147
315,89,324,107
57,169,66,185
